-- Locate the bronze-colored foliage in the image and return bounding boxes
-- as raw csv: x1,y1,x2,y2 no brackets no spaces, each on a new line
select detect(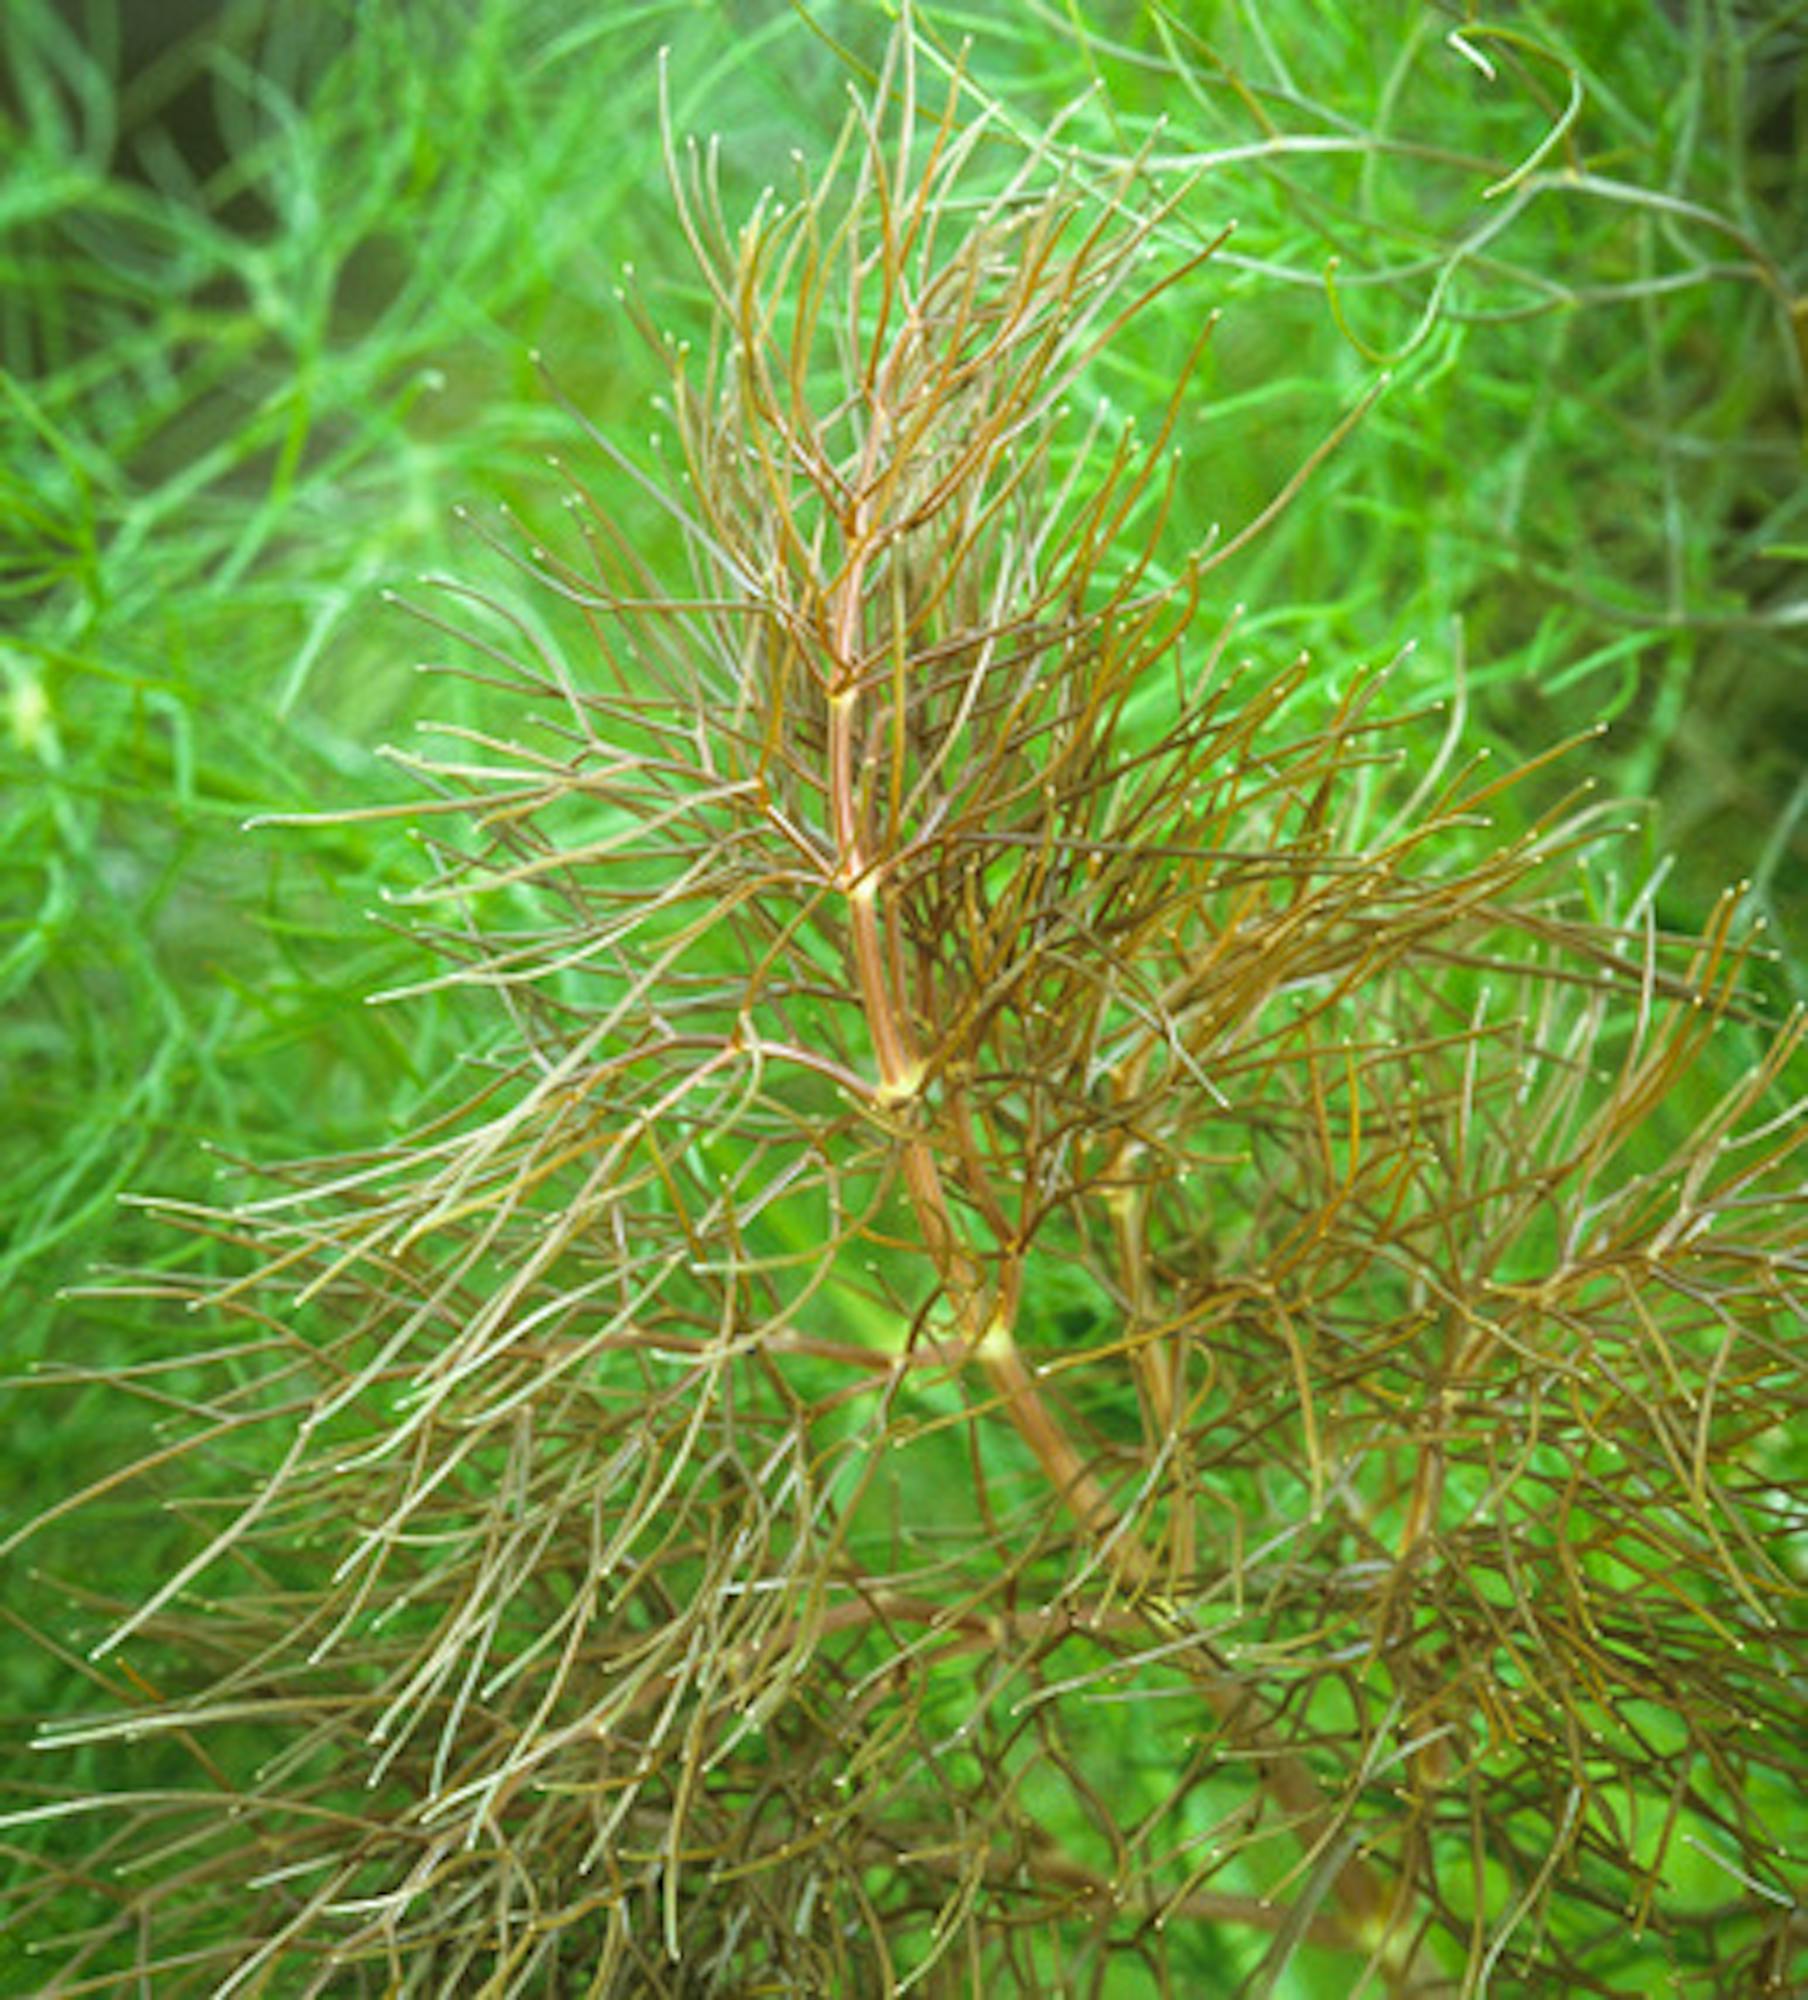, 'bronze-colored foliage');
7,18,1804,1998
